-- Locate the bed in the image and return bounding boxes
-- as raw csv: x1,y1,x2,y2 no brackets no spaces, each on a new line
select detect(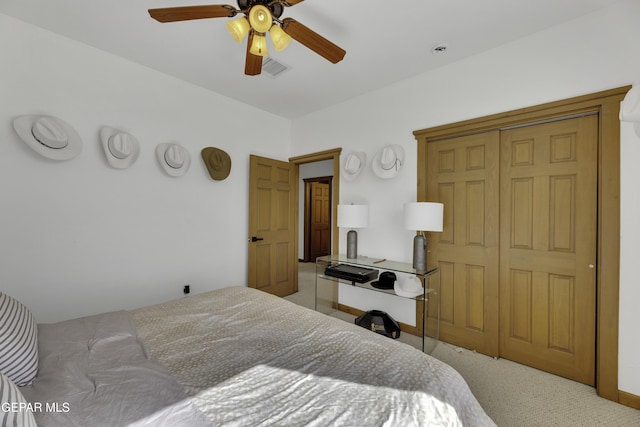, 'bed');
1,286,496,426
